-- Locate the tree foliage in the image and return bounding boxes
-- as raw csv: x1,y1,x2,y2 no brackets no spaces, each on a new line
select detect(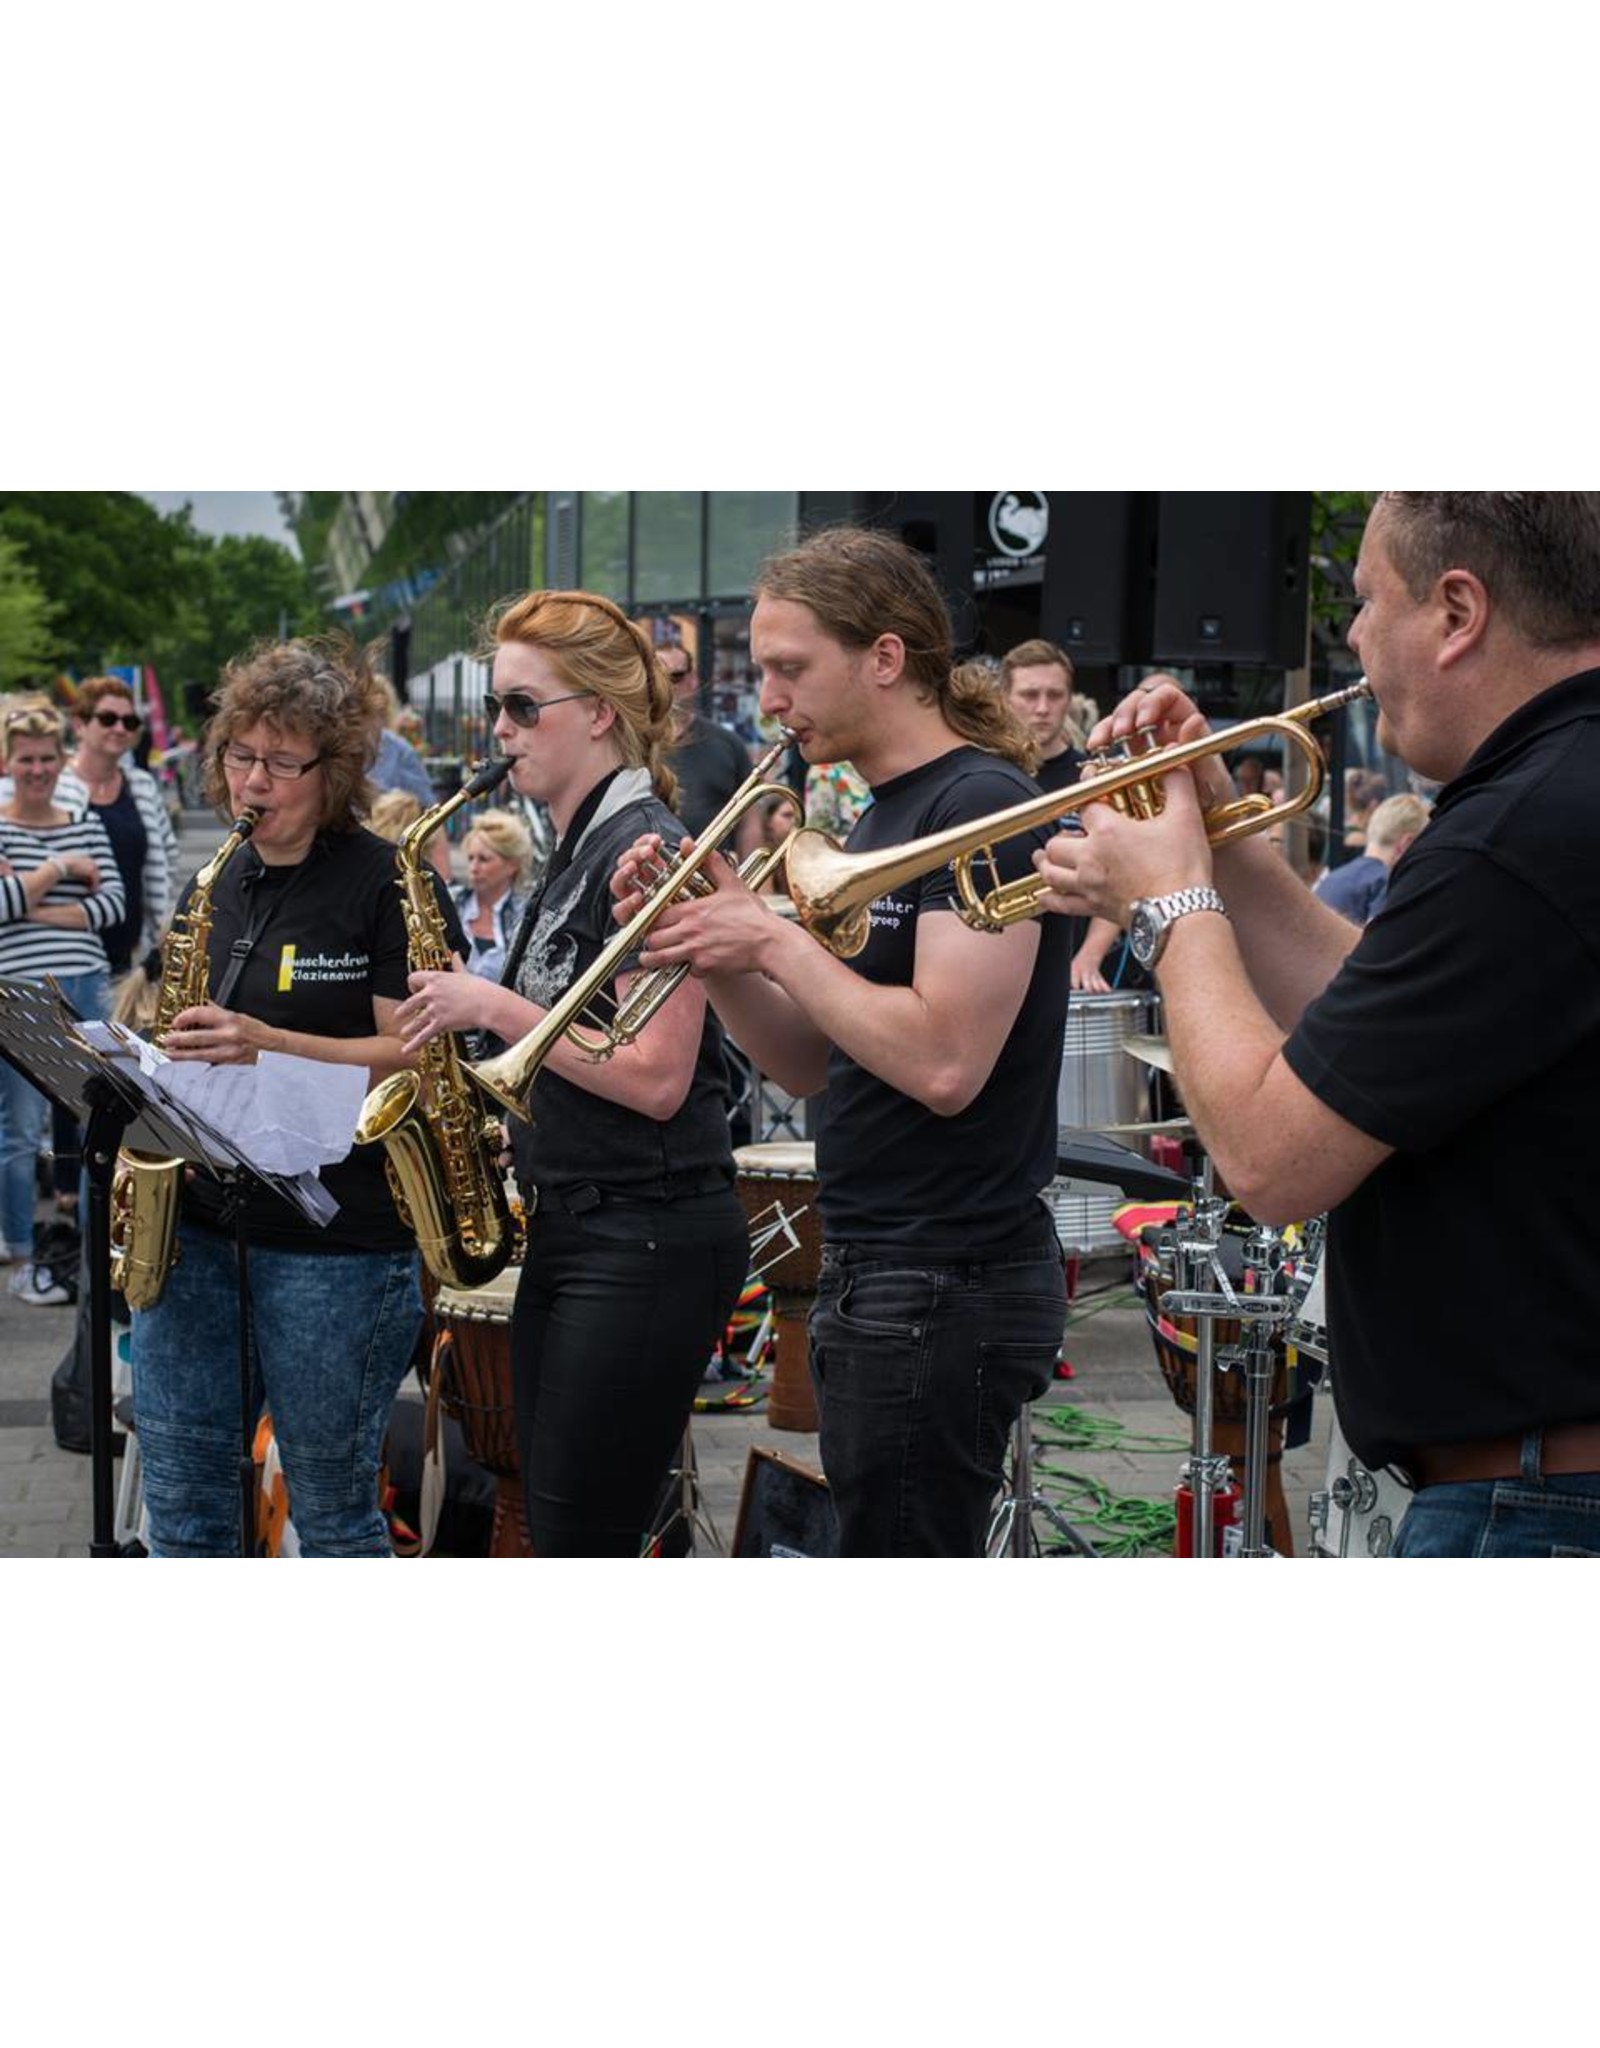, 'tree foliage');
0,493,322,731
0,533,60,690
0,491,202,671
